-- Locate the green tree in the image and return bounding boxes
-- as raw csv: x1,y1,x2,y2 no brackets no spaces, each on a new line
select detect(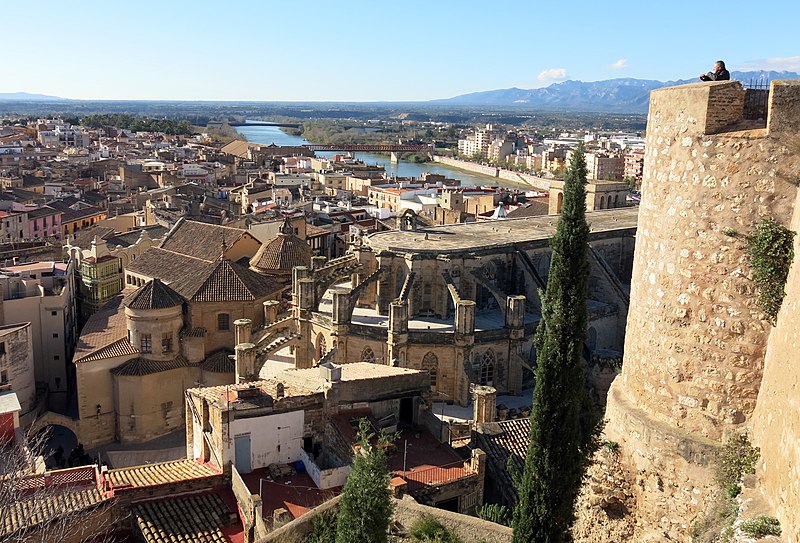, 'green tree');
335,419,393,543
512,144,599,543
